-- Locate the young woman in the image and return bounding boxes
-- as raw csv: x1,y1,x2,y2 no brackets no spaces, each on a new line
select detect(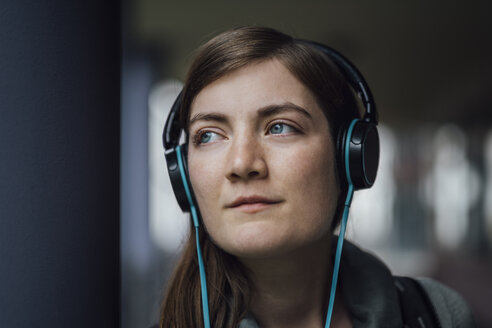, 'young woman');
160,26,474,328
